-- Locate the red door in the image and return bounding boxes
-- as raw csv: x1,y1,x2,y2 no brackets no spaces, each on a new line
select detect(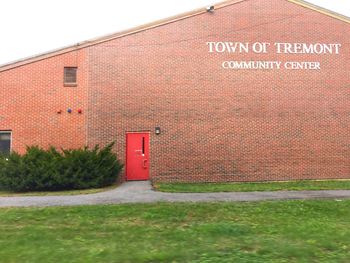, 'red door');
126,132,150,181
